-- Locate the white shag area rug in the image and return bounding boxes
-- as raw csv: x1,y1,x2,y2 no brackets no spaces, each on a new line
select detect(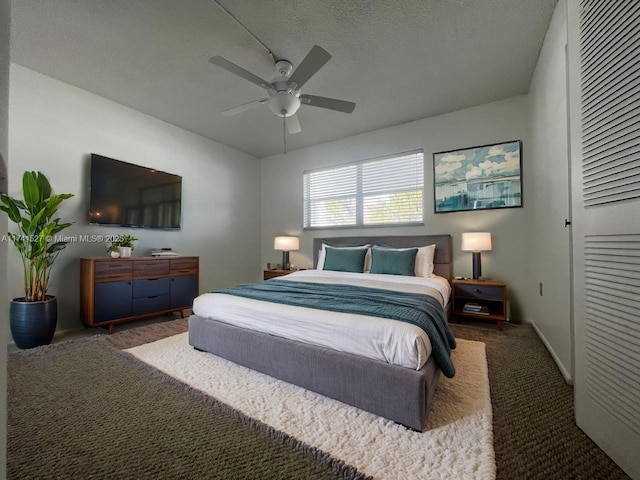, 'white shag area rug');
127,334,495,480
